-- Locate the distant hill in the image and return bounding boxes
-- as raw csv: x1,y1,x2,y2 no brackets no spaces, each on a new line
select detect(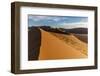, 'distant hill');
63,28,88,34
29,26,88,34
